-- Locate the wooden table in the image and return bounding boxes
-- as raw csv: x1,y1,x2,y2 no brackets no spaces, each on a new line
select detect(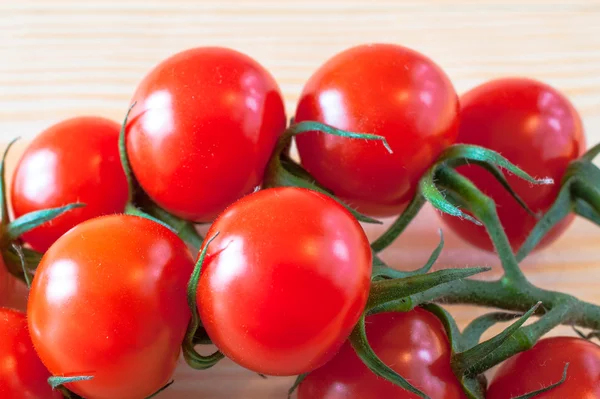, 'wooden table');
1,1,600,397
